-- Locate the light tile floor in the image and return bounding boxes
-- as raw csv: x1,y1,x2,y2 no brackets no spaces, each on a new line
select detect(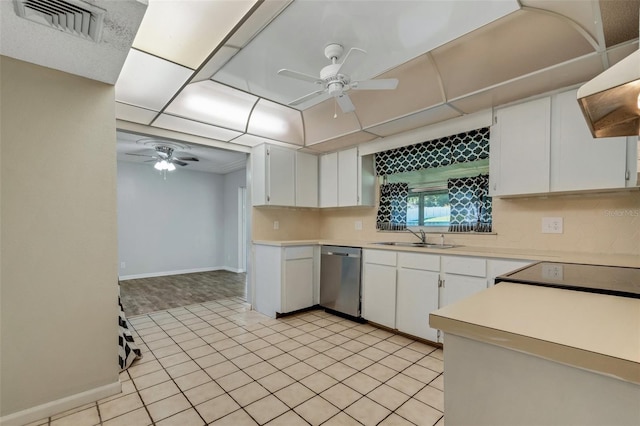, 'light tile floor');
29,298,444,426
